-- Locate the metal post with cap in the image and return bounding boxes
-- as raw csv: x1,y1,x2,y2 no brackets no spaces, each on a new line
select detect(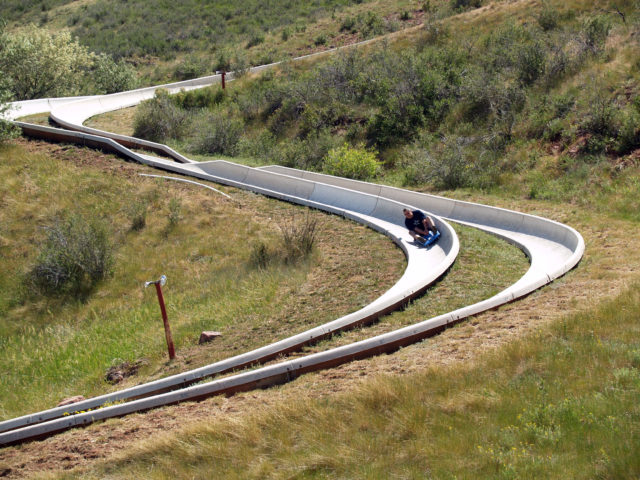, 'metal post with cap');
216,70,226,89
145,275,176,361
